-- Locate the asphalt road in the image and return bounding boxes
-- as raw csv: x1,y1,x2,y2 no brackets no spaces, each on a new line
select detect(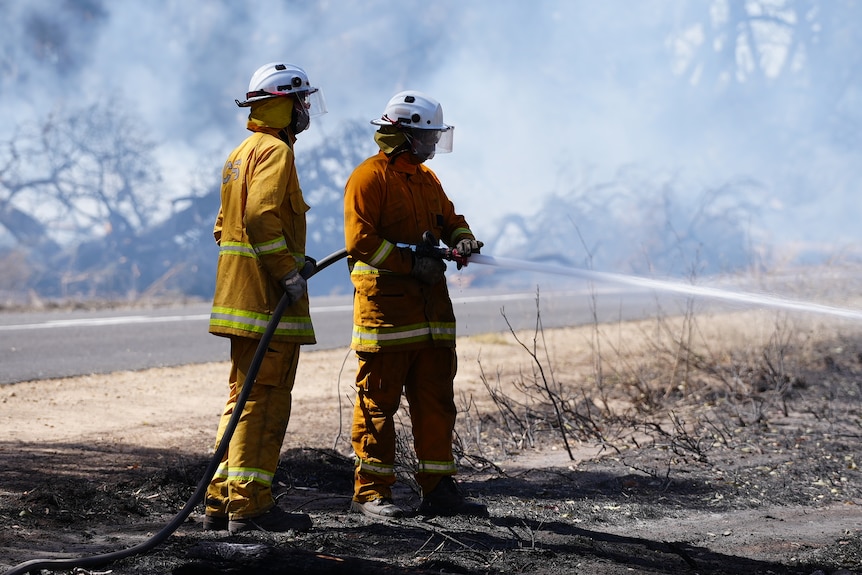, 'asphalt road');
0,283,670,385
